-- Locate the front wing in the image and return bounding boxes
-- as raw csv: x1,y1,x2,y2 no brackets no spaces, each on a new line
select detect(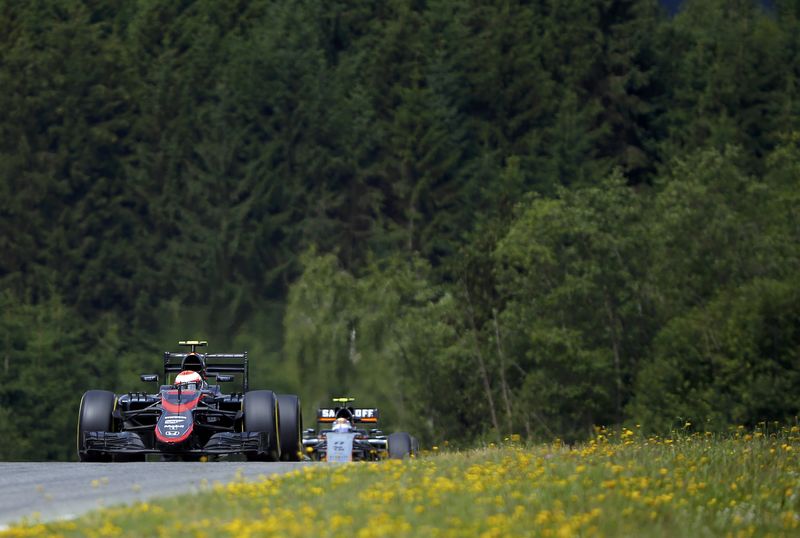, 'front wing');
303,437,387,461
83,431,271,456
